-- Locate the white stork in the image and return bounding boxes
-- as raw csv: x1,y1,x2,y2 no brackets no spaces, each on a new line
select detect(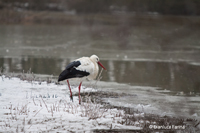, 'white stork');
58,55,106,104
